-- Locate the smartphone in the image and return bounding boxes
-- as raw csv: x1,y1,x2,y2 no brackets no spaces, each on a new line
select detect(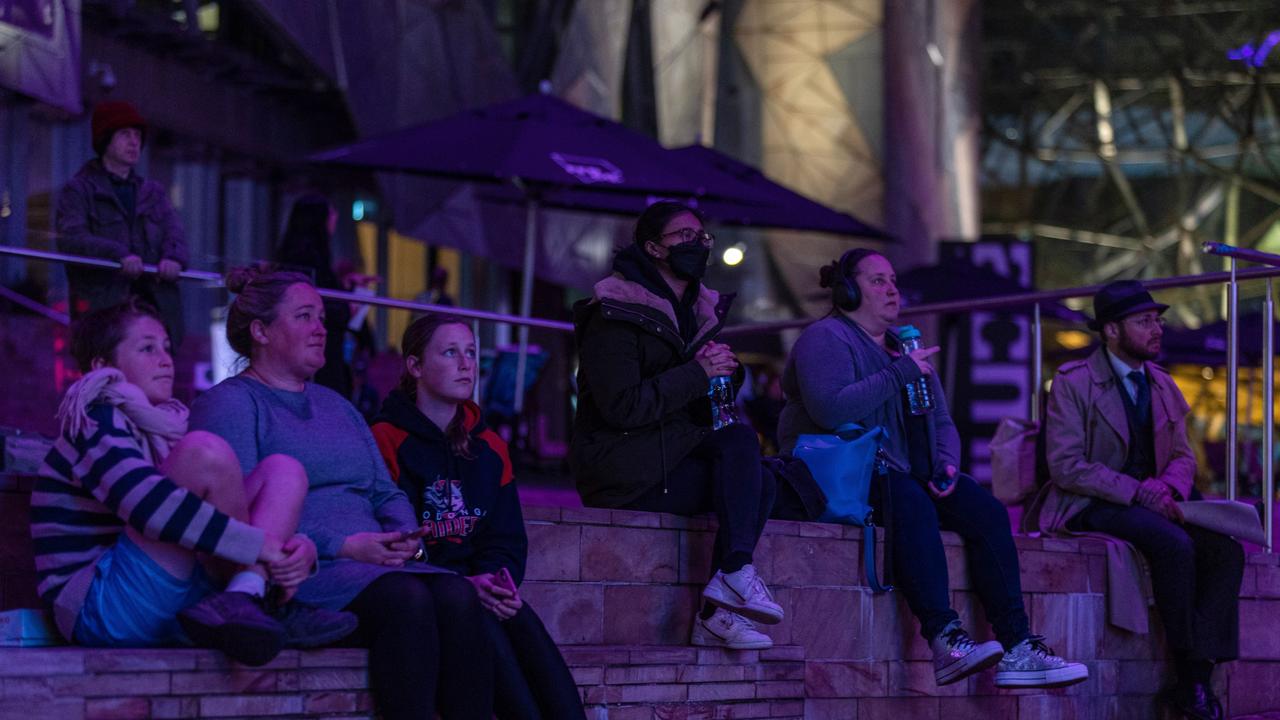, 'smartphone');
495,566,517,592
397,526,428,542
